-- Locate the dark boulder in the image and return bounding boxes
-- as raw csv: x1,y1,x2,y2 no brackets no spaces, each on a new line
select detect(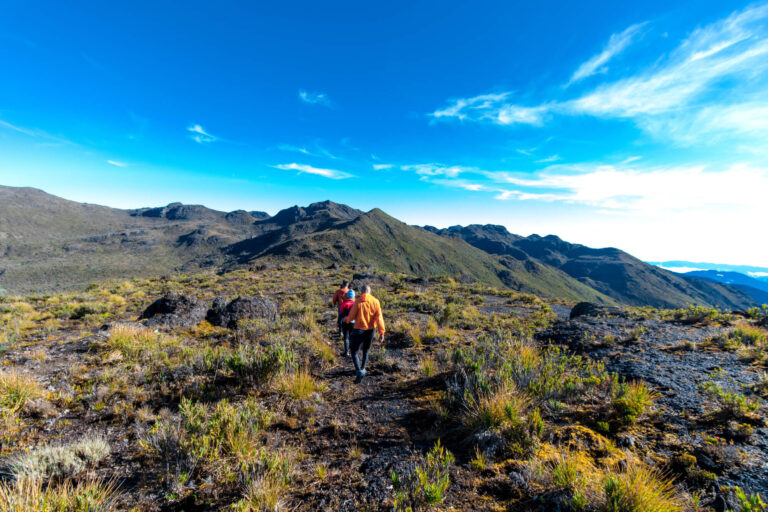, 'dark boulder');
352,272,391,287
140,291,208,328
570,302,625,320
206,296,279,329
